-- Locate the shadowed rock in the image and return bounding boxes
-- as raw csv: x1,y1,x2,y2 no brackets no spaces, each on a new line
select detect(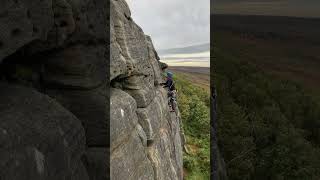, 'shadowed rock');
0,83,88,180
0,0,108,179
